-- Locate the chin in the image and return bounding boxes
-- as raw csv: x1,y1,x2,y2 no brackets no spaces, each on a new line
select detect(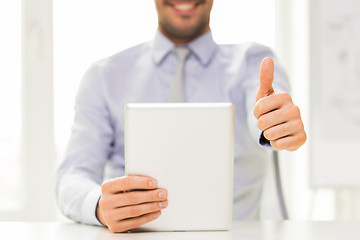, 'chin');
161,20,209,40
